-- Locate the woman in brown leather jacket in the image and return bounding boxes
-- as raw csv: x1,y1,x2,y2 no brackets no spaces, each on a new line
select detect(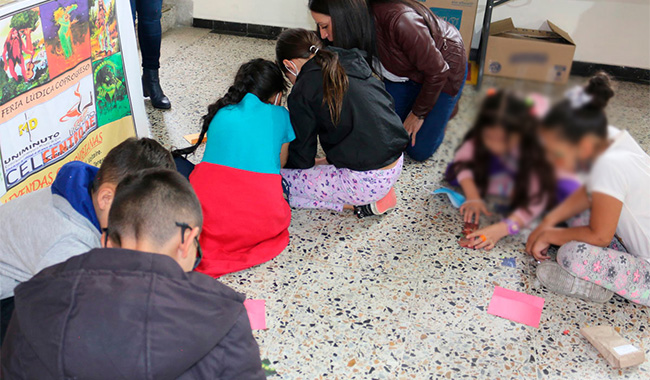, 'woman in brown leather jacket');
308,0,467,161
